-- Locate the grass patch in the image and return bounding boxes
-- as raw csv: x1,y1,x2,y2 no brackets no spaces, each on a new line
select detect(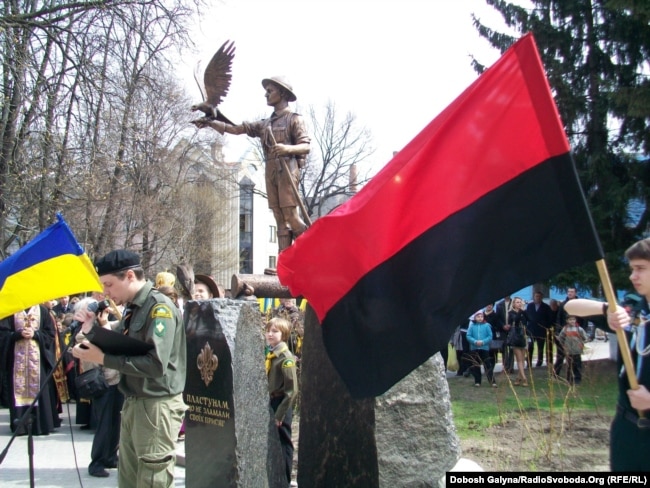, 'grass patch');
448,357,618,440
